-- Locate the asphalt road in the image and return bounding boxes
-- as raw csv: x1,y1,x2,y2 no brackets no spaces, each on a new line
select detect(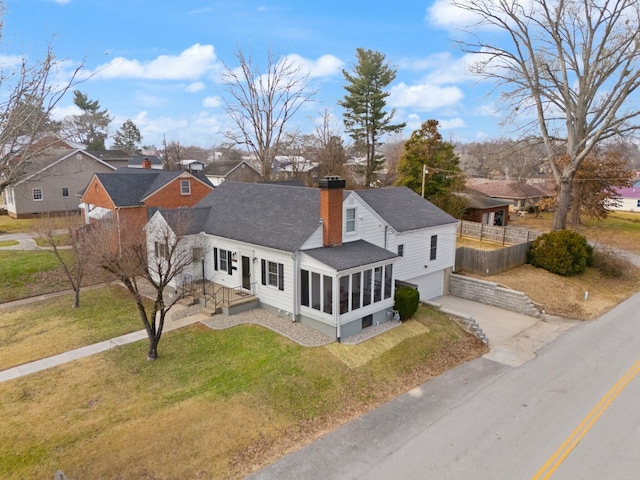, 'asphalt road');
250,292,640,480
